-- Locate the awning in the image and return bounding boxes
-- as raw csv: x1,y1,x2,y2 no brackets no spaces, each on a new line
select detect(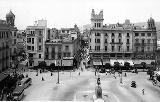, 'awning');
103,60,110,65
110,59,124,66
124,60,134,66
93,61,102,65
133,60,155,64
